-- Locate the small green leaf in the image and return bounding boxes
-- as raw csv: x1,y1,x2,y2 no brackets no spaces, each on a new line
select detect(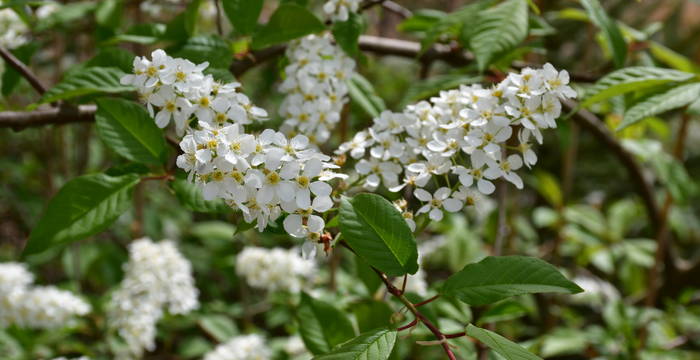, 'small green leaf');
173,35,233,69
339,194,419,276
465,324,542,360
25,173,140,256
580,0,626,68
198,315,238,342
347,74,386,119
252,3,324,49
618,82,700,130
85,47,136,73
469,0,529,71
95,0,124,30
353,300,394,333
171,178,231,214
332,12,365,57
222,0,263,35
297,292,356,355
184,0,202,36
39,67,133,104
313,327,397,360
441,256,583,306
35,1,97,32
582,66,695,107
95,98,166,165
